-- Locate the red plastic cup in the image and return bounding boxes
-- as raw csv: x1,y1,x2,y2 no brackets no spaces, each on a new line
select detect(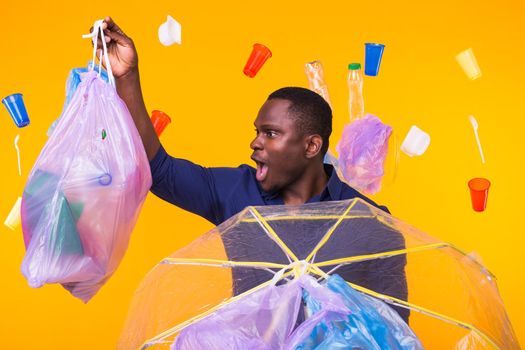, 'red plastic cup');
243,44,272,78
151,110,172,137
468,177,491,212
